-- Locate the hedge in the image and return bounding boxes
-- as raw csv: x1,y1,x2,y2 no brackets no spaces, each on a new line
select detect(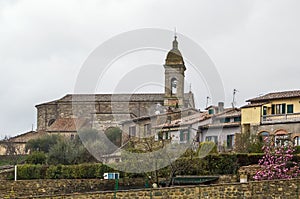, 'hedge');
170,153,264,176
0,155,27,166
17,163,114,180
14,153,300,180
